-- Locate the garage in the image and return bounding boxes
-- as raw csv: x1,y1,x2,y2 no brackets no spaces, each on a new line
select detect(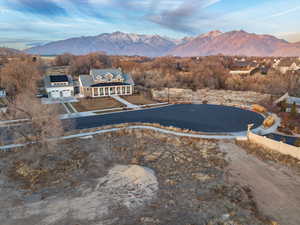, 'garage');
62,90,72,98
50,90,60,99
44,75,74,99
